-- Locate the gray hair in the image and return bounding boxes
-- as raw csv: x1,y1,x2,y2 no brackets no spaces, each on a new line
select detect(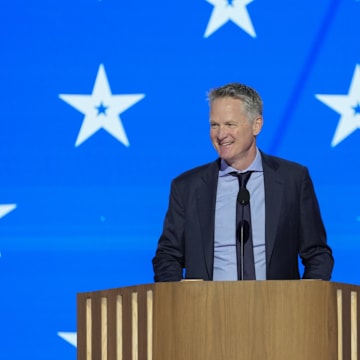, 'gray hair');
208,82,263,122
